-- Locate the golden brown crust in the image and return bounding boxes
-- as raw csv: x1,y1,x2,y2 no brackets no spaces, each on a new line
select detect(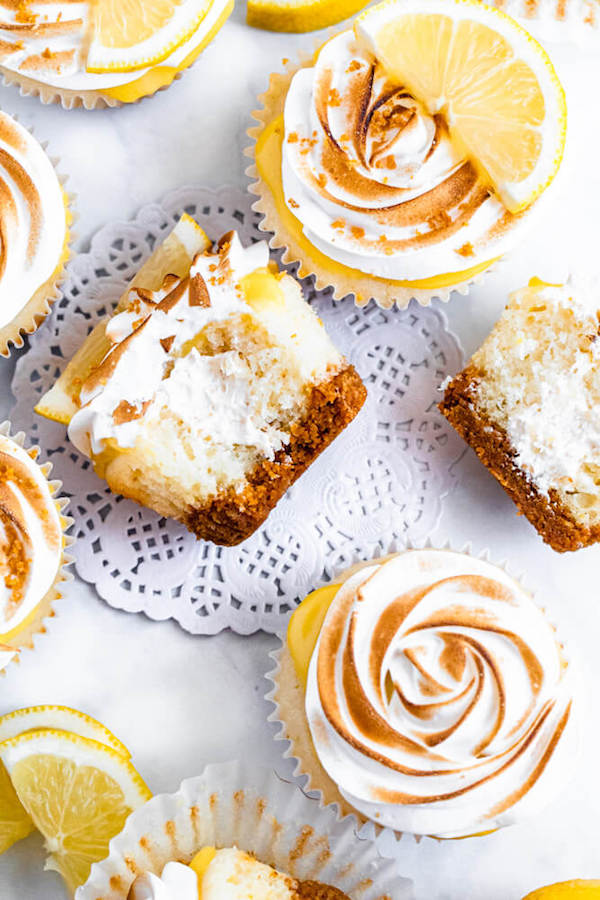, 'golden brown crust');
183,365,366,545
295,881,351,900
439,366,600,553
